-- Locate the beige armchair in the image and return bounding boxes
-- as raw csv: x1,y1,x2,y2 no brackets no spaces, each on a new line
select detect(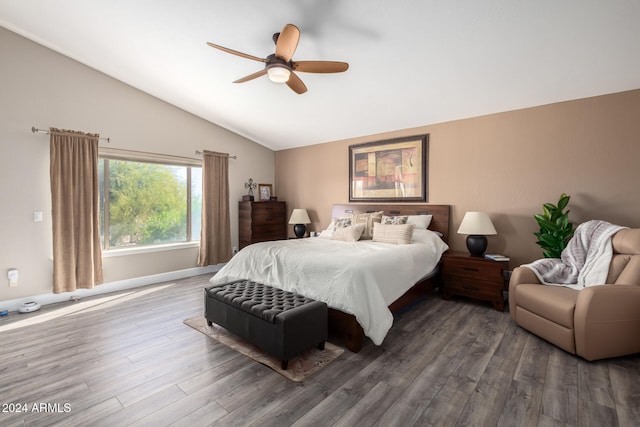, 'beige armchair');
509,228,640,361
